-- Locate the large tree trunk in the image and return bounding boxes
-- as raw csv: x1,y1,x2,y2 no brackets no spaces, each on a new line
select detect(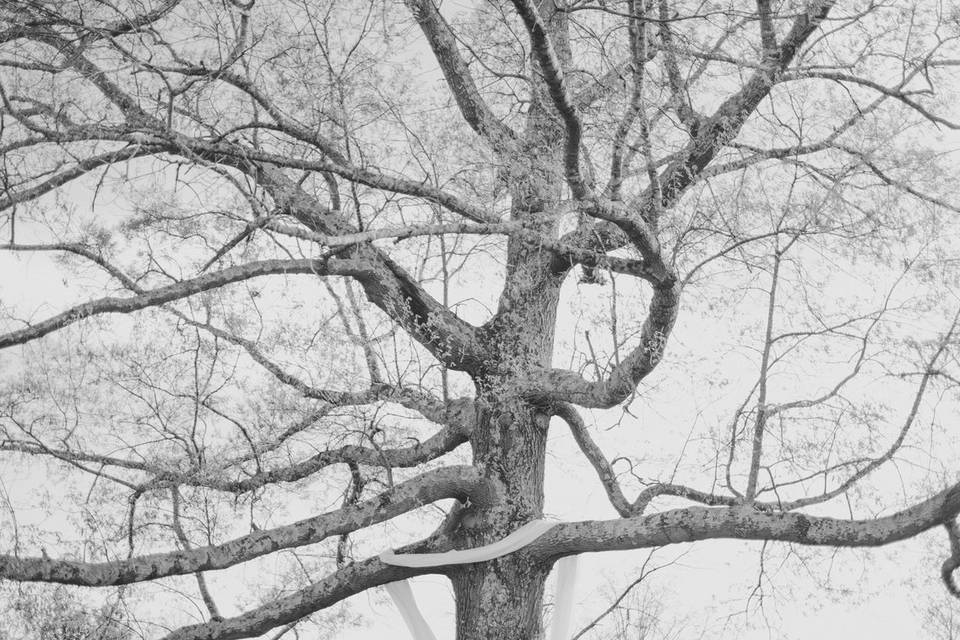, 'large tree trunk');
450,236,565,639
450,396,553,640
450,397,552,639
450,4,571,628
